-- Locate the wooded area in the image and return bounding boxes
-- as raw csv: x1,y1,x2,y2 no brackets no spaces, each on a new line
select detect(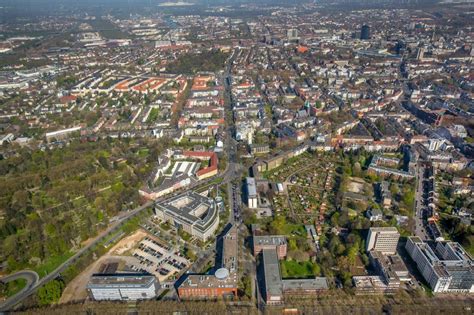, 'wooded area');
0,138,167,274
166,50,230,74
